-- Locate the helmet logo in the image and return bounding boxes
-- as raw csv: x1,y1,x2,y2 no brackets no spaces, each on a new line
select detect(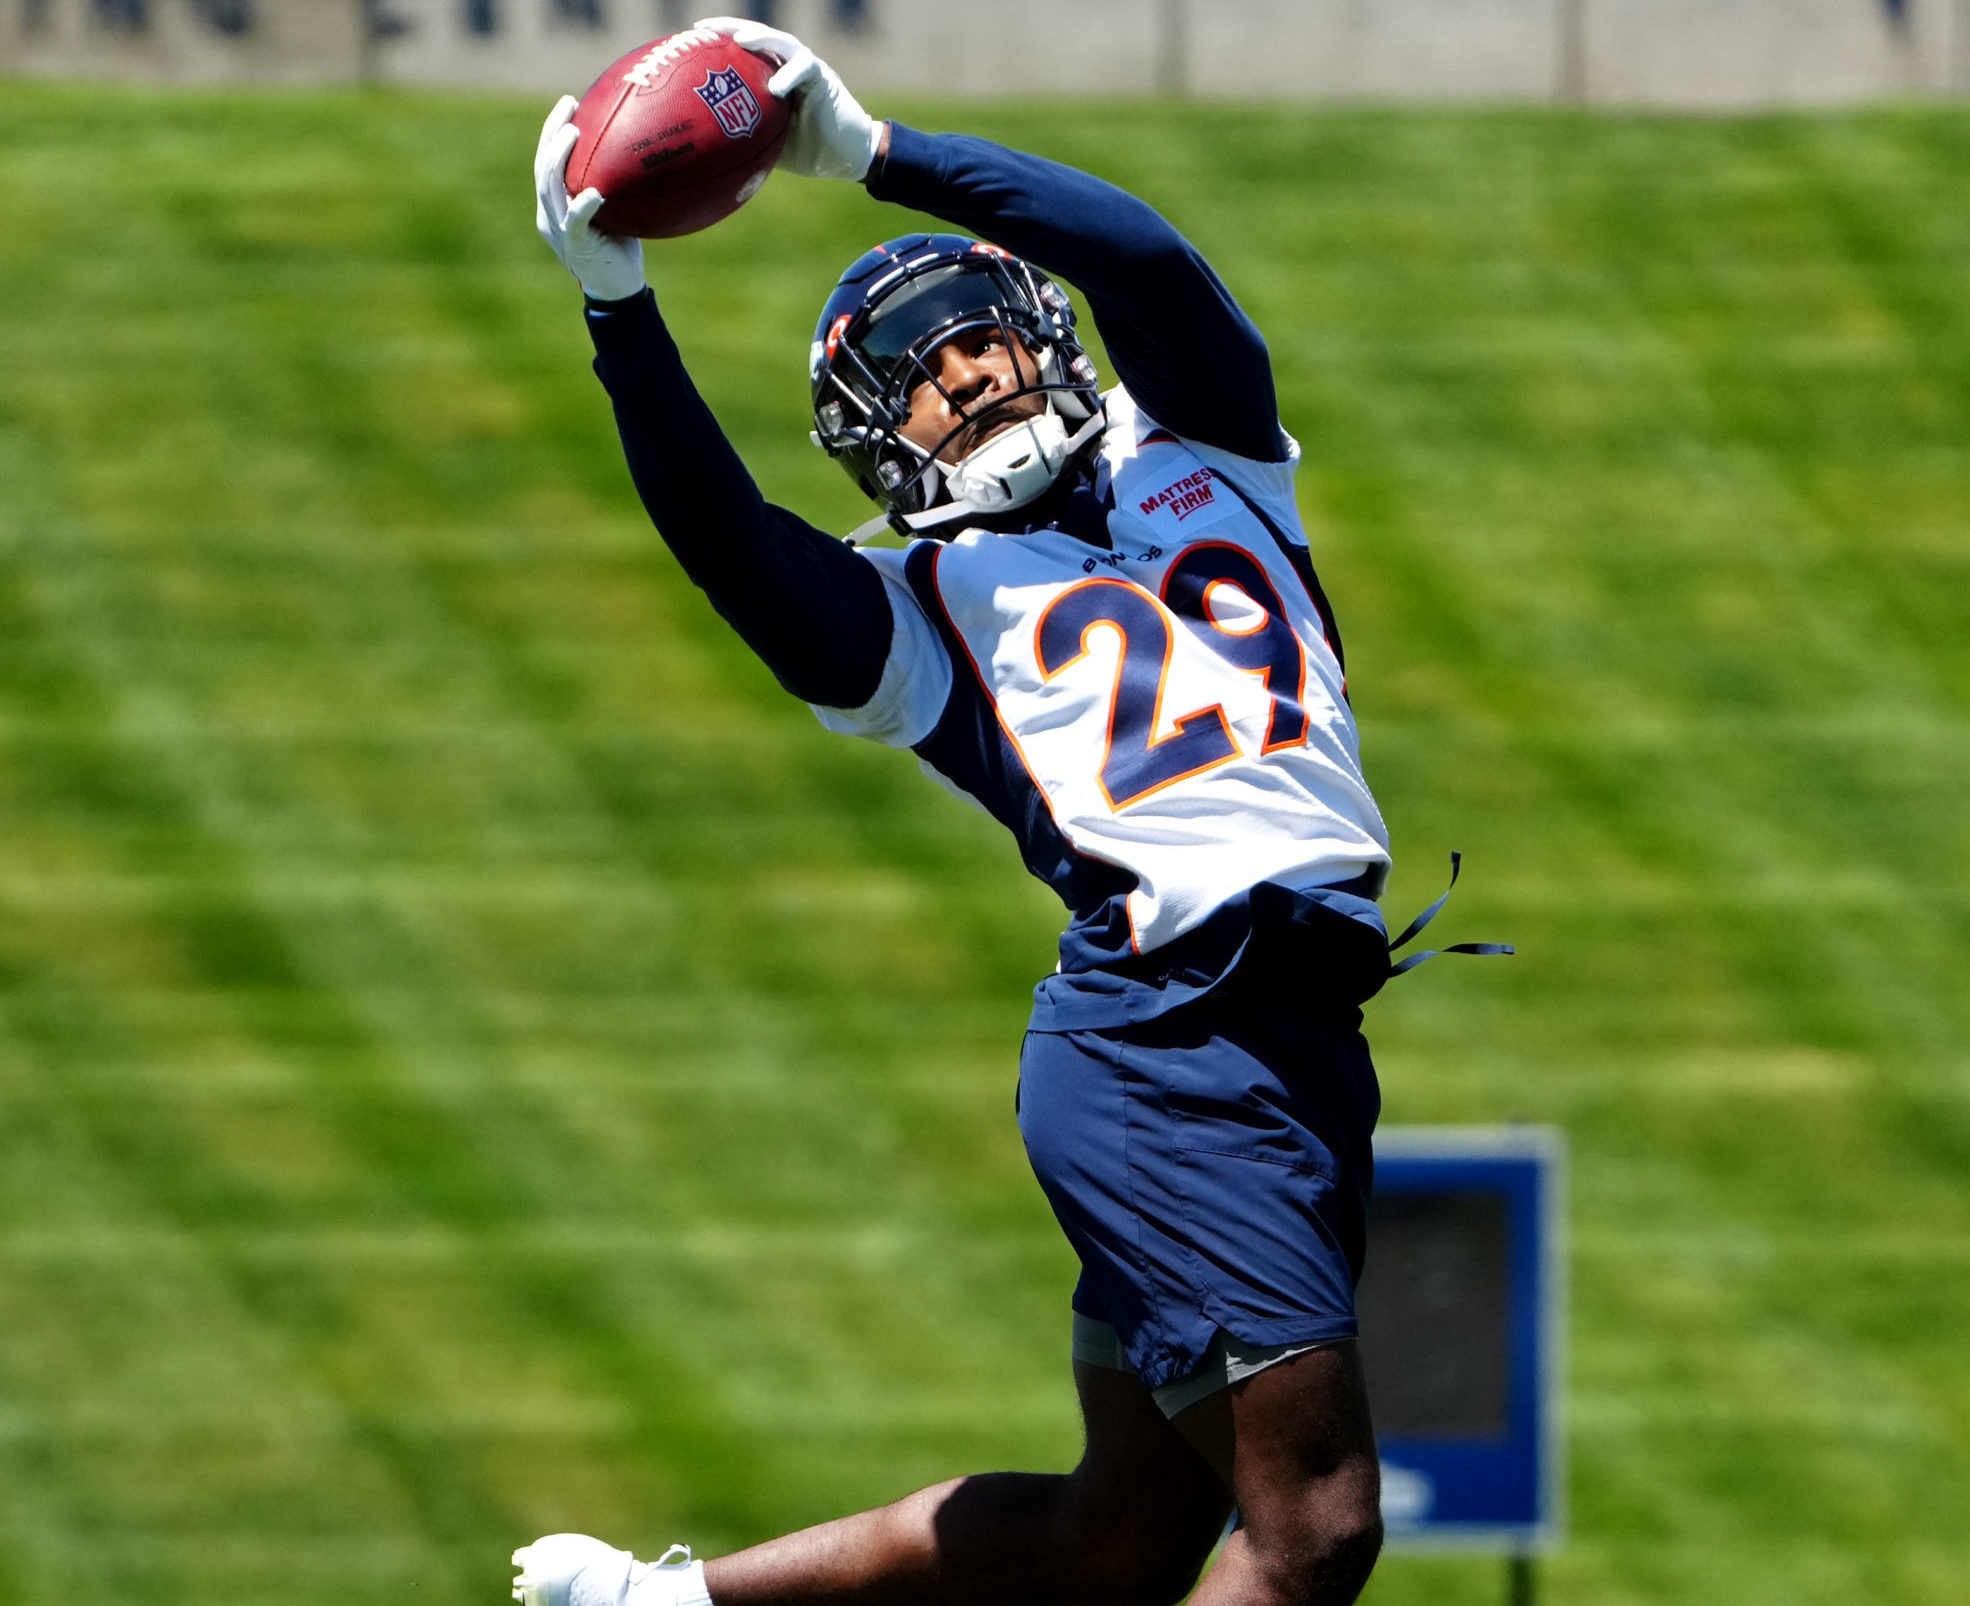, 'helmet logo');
824,313,852,360
969,242,1010,258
